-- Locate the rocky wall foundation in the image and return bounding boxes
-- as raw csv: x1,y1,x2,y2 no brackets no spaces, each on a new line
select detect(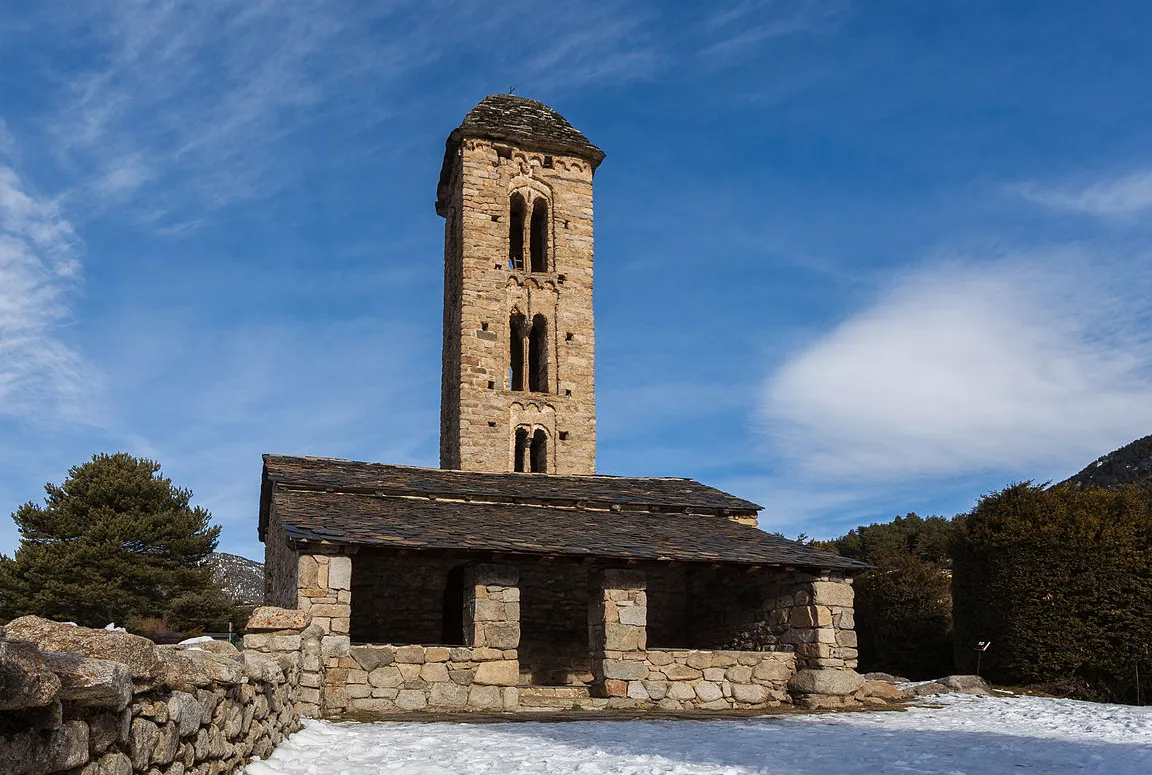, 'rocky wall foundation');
0,612,309,775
